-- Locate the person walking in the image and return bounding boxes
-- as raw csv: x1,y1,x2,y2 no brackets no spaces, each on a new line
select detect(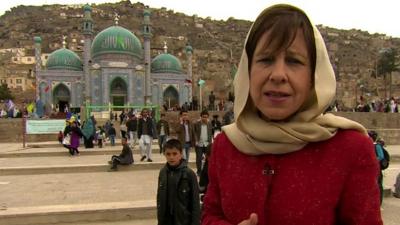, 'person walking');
63,121,83,156
176,109,195,161
120,119,128,139
108,124,116,146
208,91,215,111
126,114,138,149
194,110,212,176
82,118,95,148
138,108,157,162
210,114,222,137
156,113,170,154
